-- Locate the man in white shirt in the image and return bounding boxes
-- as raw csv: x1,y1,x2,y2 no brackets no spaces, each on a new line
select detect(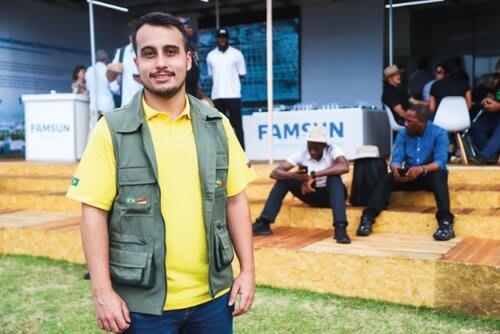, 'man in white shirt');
207,28,247,148
85,50,115,134
252,126,351,243
106,21,143,107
